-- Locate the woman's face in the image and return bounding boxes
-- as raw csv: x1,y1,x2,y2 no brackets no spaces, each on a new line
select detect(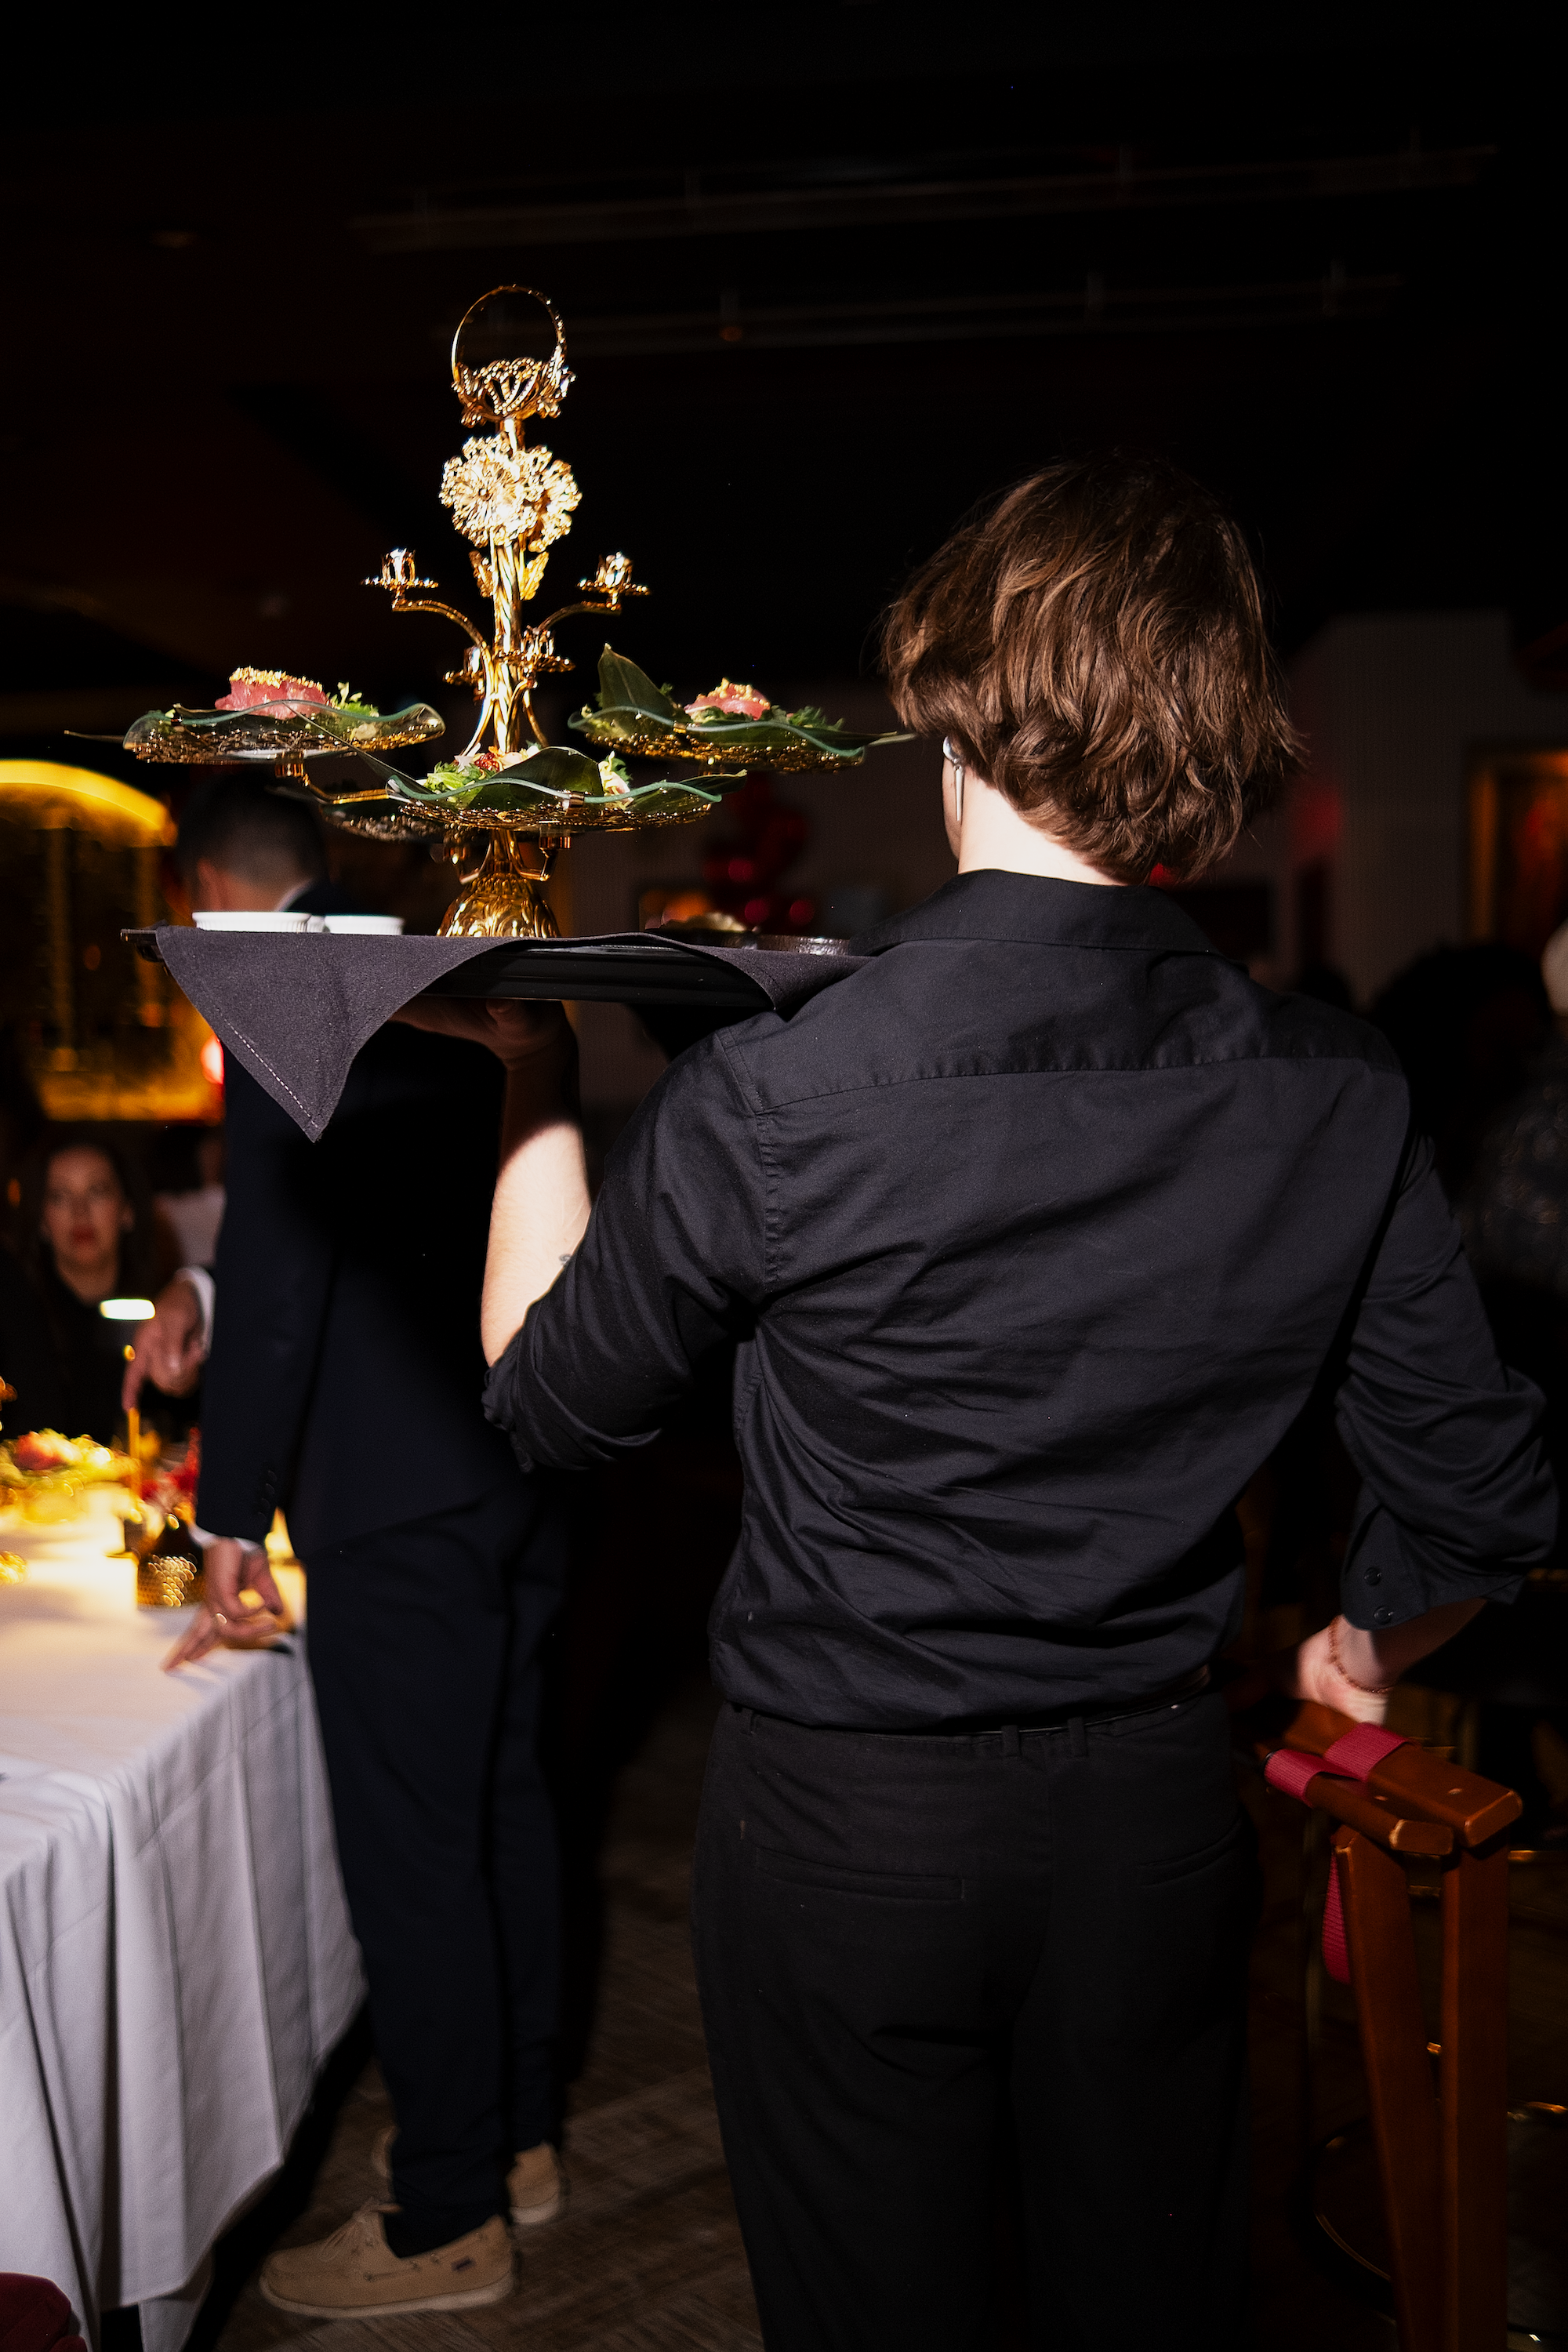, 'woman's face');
42,1148,131,1297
